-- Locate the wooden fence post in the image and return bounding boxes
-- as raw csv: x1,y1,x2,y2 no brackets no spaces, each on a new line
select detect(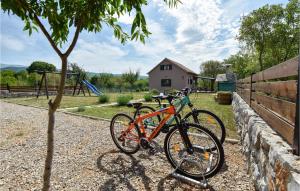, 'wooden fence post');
293,55,300,156
6,83,10,93
250,73,254,107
